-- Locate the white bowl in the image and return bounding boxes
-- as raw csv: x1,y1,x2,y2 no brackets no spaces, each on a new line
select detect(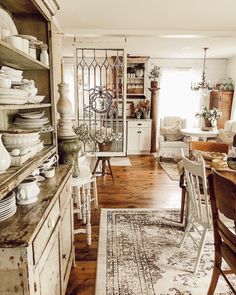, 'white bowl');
0,78,11,89
2,131,40,145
